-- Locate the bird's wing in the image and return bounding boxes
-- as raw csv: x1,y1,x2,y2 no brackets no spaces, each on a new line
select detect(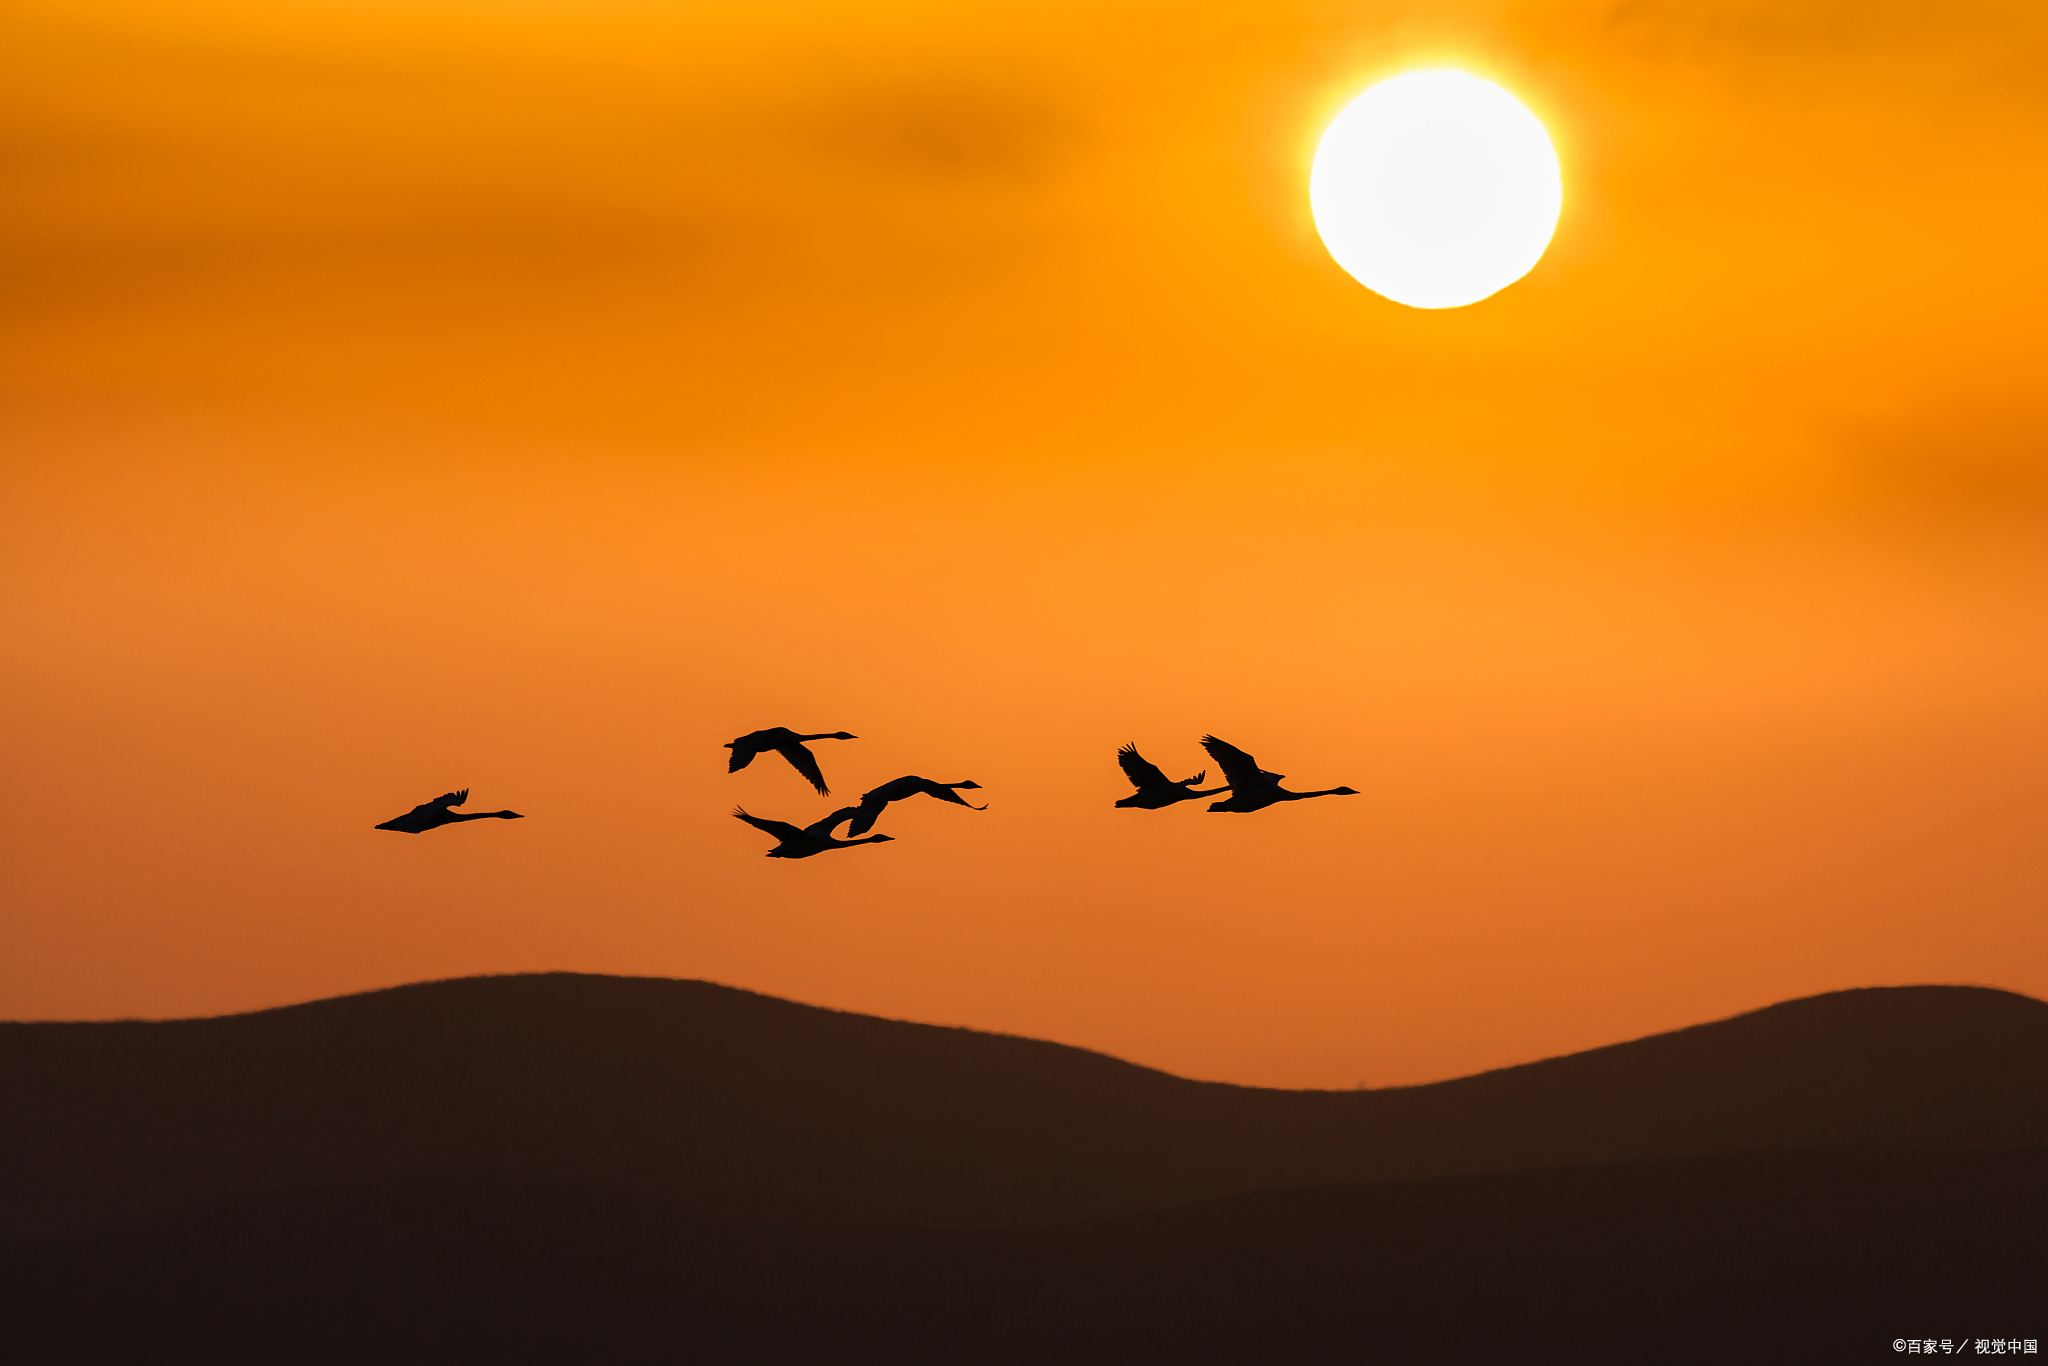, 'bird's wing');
1199,736,1269,790
732,808,803,841
1117,744,1172,790
729,729,789,771
1176,770,1208,787
859,776,917,803
806,806,860,837
433,789,468,808
845,795,887,837
777,741,831,795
